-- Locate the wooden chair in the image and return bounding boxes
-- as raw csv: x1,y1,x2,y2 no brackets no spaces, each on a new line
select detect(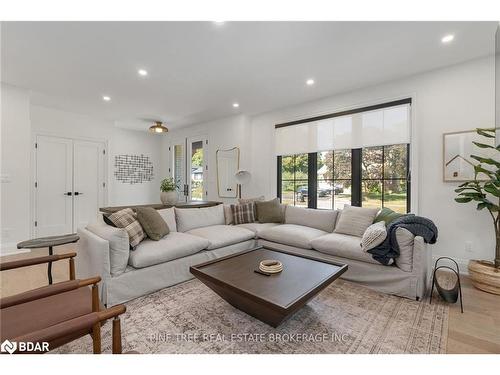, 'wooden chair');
0,252,126,354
